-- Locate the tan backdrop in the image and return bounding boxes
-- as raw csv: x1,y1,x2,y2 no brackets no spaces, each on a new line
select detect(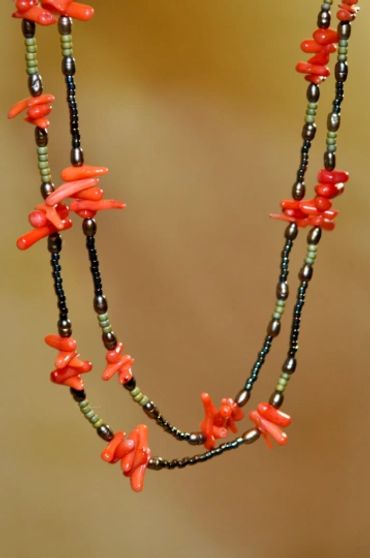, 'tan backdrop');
1,2,369,557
